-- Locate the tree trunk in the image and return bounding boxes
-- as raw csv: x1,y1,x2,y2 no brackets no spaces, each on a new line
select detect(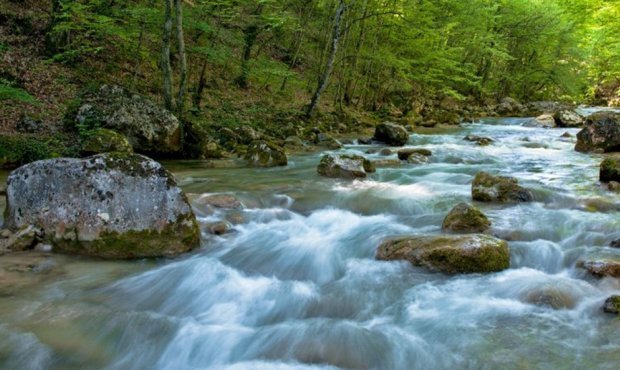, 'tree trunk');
174,0,188,115
193,60,208,110
305,0,346,118
161,0,174,111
